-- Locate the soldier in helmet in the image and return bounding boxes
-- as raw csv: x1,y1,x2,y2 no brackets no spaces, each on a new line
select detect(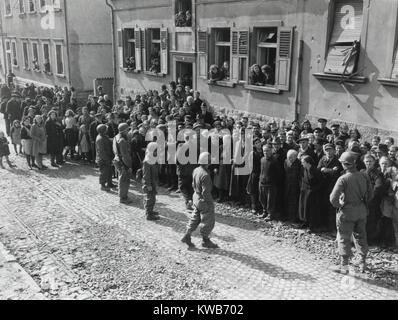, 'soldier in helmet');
181,152,219,249
330,151,373,274
96,124,115,191
113,123,133,204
